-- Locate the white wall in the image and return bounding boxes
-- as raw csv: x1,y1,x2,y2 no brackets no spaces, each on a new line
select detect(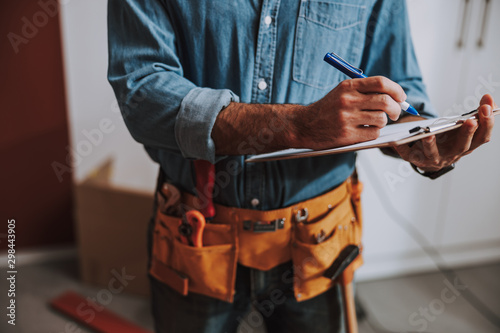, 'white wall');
60,0,500,281
59,0,157,192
